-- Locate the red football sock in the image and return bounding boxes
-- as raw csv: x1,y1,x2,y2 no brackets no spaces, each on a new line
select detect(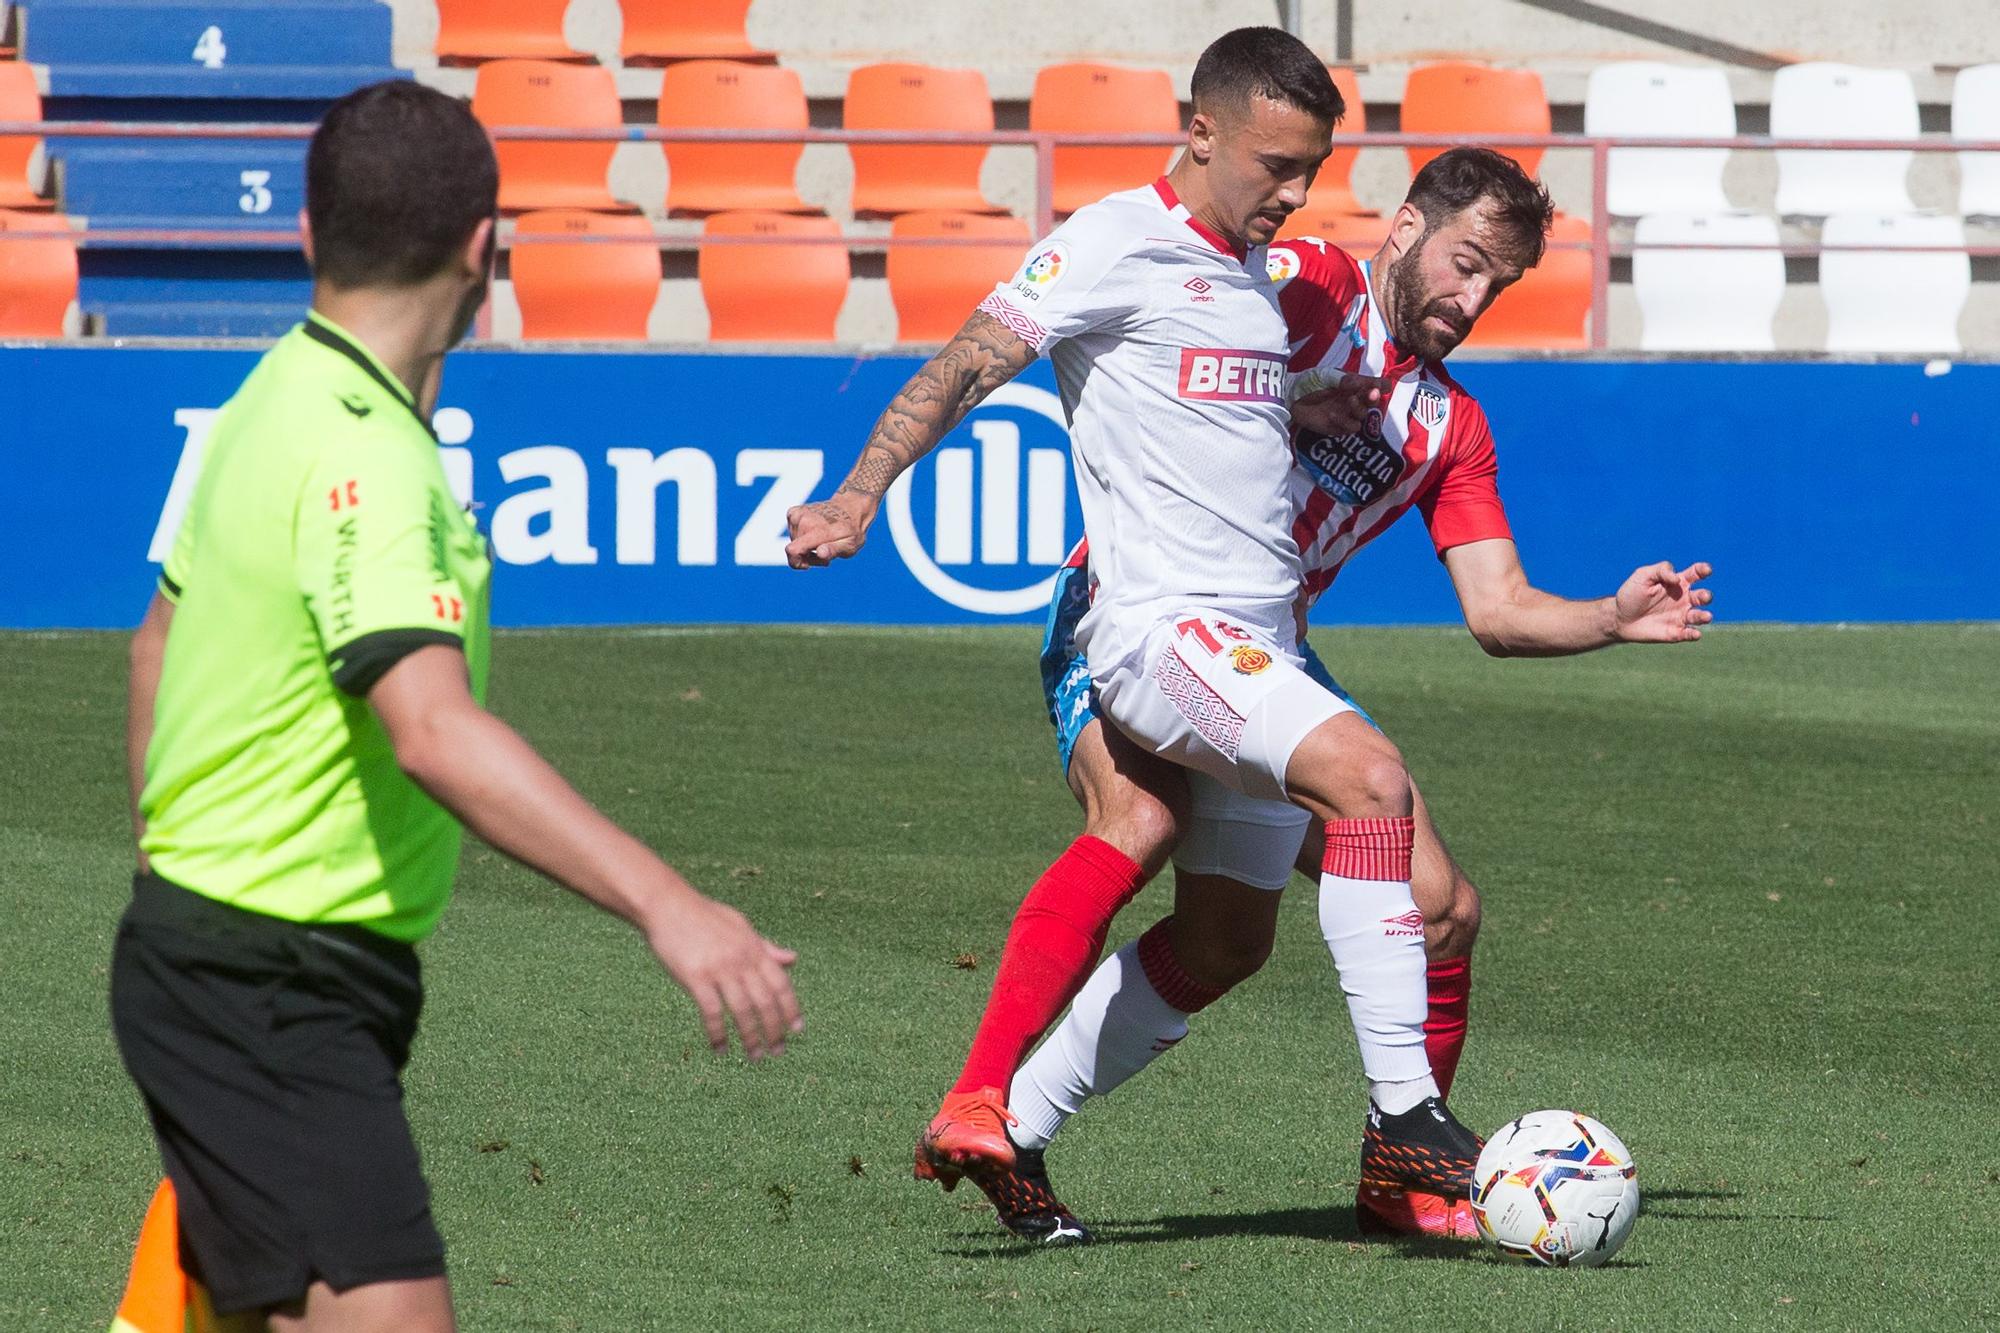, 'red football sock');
1136,917,1230,1014
1424,955,1472,1099
952,835,1148,1095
